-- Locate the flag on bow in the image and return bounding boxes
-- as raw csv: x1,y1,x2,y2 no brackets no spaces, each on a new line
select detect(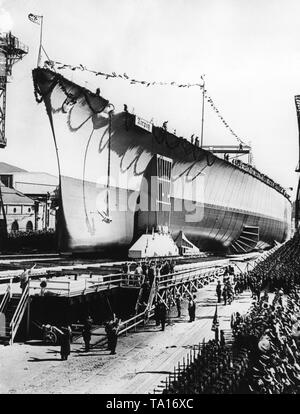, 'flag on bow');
28,13,42,25
211,305,219,331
